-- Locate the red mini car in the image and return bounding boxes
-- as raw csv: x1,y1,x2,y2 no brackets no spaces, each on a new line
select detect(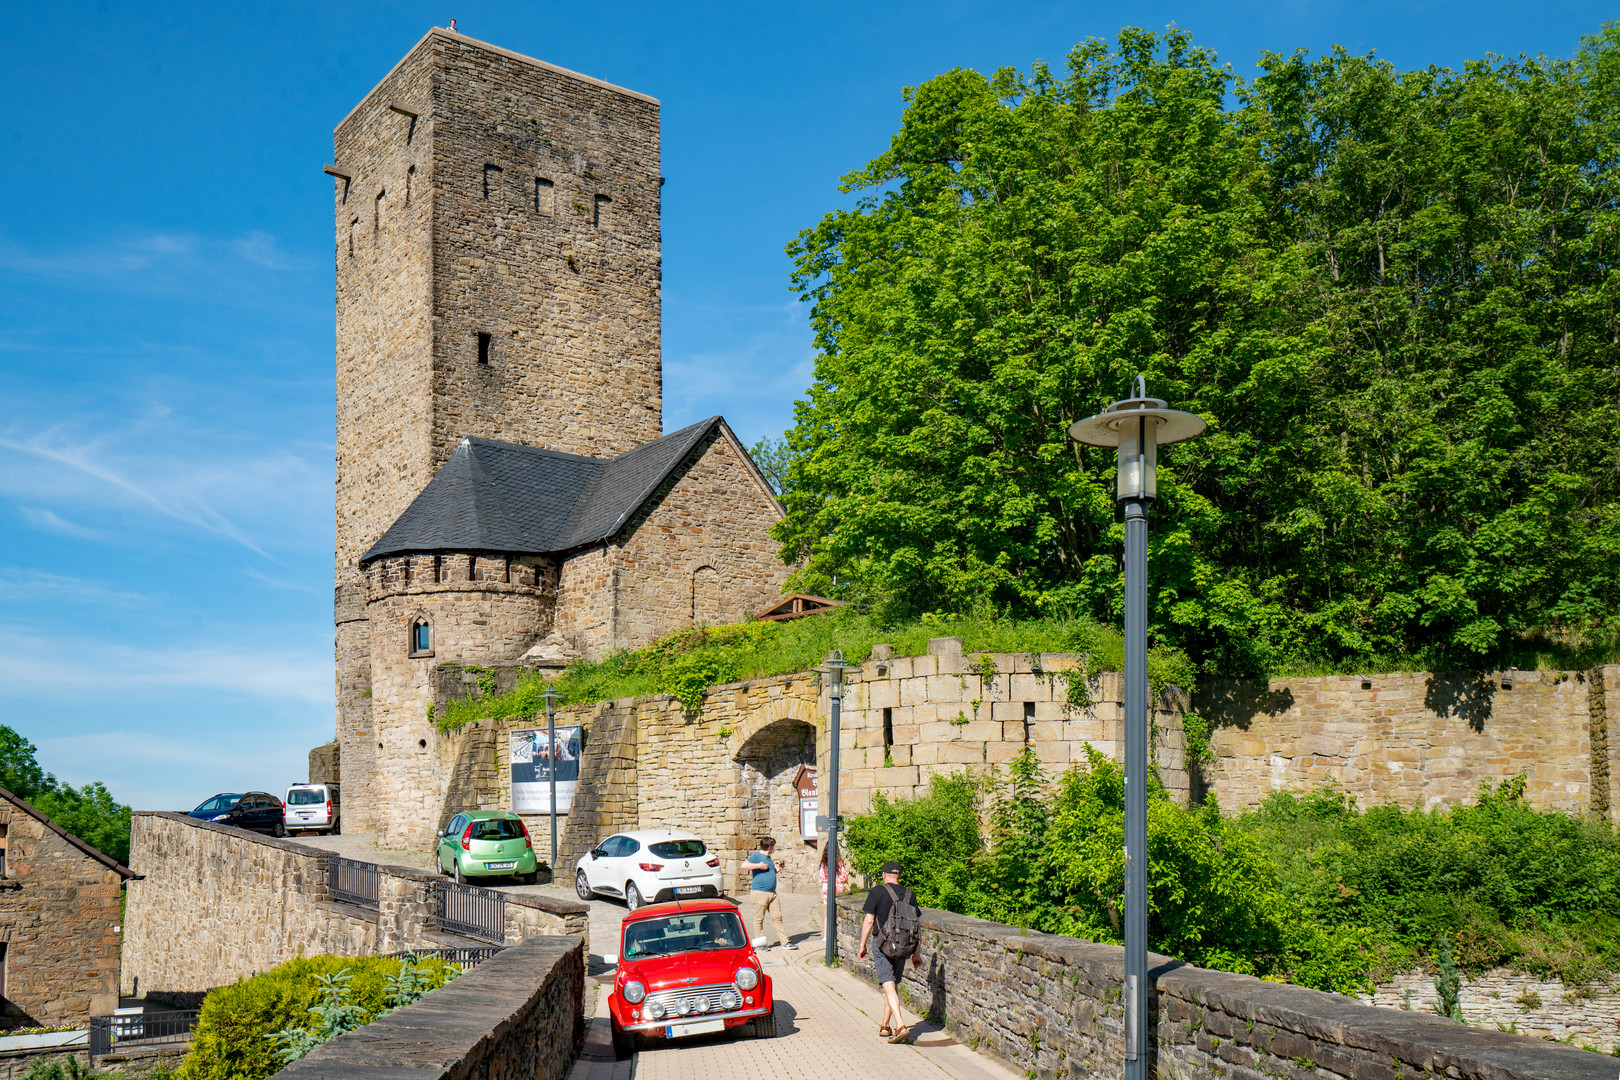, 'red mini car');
608,898,776,1057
